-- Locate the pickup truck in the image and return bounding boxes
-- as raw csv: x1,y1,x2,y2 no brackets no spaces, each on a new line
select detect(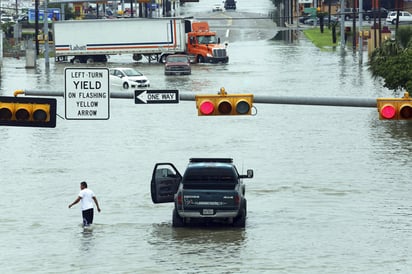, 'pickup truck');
150,158,253,227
